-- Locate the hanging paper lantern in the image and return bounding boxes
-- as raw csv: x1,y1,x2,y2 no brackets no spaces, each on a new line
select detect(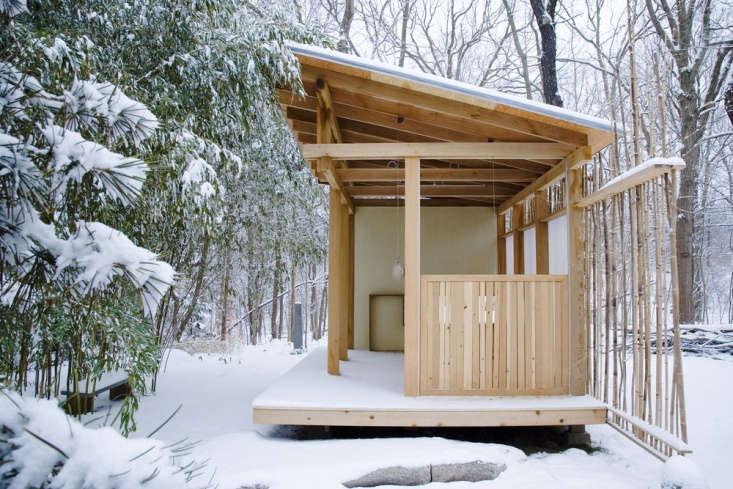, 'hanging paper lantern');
392,261,405,280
